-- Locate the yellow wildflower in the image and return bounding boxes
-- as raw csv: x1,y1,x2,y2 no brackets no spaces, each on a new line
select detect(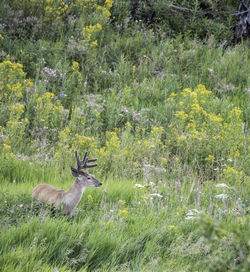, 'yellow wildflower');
88,194,93,203
205,155,215,163
168,225,176,229
119,200,126,205
234,149,240,159
3,144,11,151
91,40,98,47
175,111,188,120
72,61,80,71
170,92,177,97
223,167,242,181
11,103,24,114
105,0,113,8
118,209,128,216
151,126,164,136
96,23,102,31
